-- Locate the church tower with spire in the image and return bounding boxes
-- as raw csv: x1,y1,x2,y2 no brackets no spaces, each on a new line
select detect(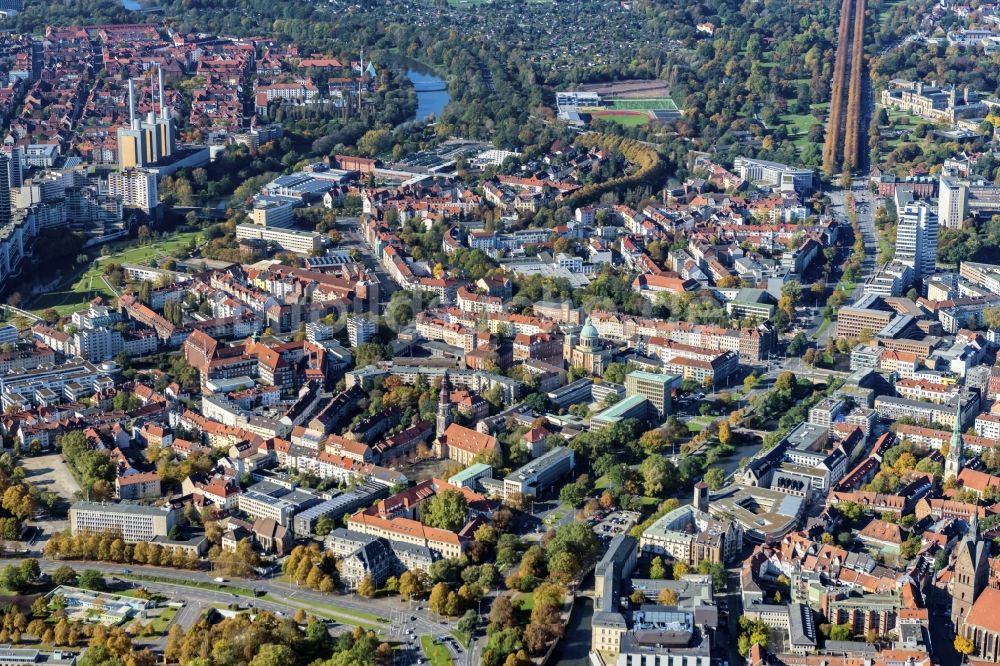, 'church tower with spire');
945,386,965,480
436,372,452,438
951,505,989,626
